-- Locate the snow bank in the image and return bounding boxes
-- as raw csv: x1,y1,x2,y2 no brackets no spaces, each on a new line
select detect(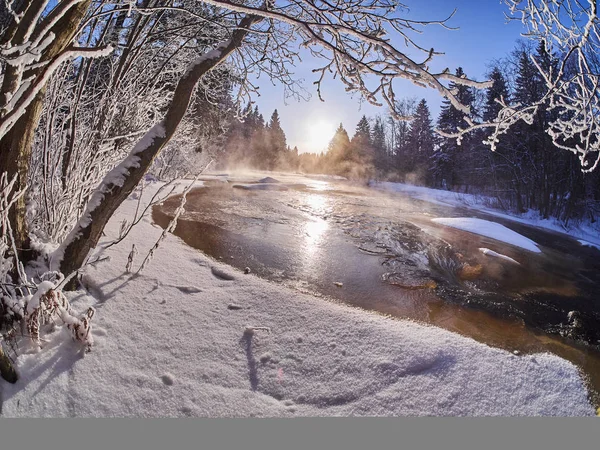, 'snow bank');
232,184,289,191
579,239,600,251
479,248,520,265
432,217,541,253
377,182,600,249
0,183,593,417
